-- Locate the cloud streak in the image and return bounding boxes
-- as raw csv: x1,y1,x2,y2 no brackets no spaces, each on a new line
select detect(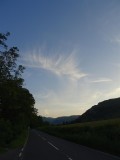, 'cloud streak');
90,78,112,83
109,35,120,45
22,49,87,80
